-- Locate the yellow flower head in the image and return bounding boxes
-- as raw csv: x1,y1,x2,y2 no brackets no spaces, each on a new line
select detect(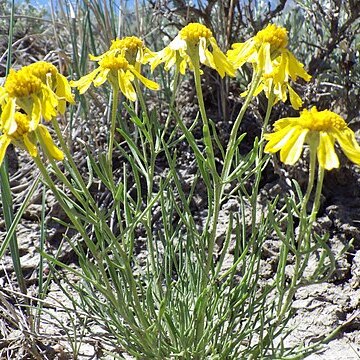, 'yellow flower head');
253,24,288,55
5,69,43,98
0,111,63,166
24,61,75,113
70,53,159,101
228,24,289,70
149,22,235,78
264,107,360,170
90,36,155,68
245,53,310,109
1,62,74,137
228,24,311,109
1,67,59,135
